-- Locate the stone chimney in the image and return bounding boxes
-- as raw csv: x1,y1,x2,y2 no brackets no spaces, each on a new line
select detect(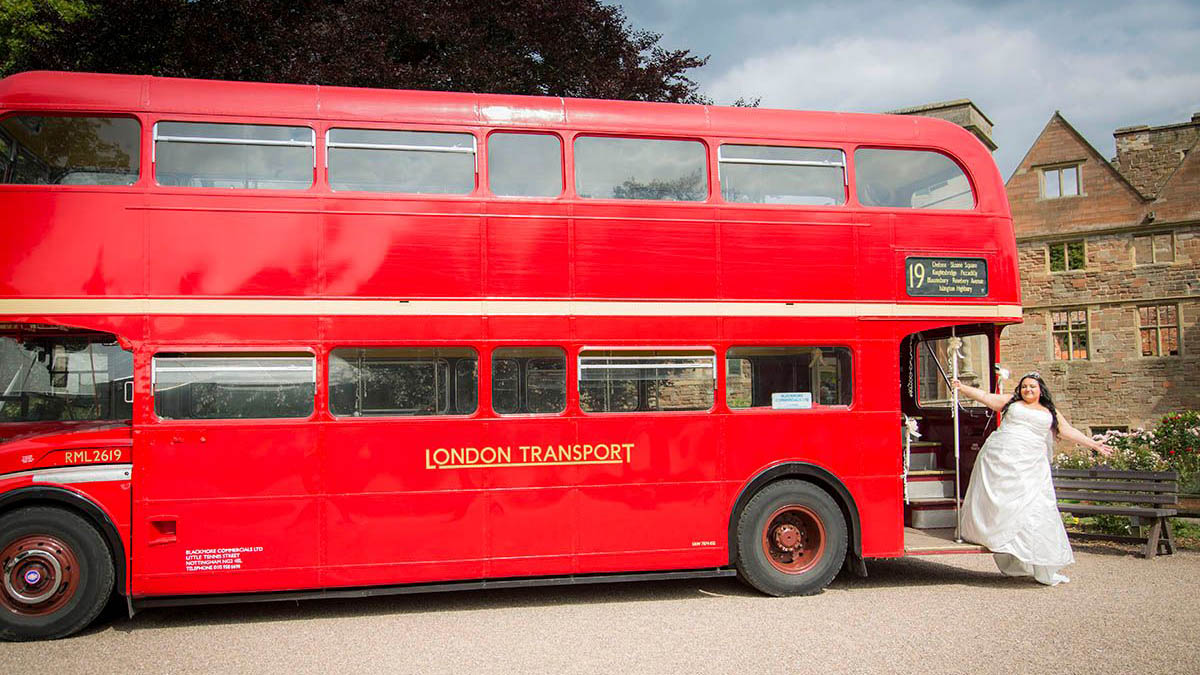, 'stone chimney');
886,99,997,151
1113,113,1200,199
